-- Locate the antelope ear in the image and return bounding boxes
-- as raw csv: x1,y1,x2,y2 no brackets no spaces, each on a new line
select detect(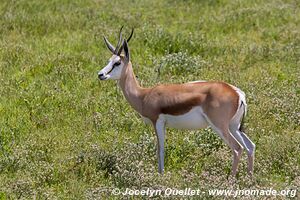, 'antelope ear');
123,39,130,63
103,36,115,53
